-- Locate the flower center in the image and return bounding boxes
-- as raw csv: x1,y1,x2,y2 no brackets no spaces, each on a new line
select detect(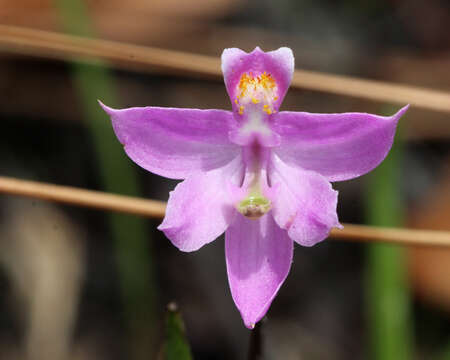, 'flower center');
235,146,272,220
235,72,278,116
237,195,271,220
